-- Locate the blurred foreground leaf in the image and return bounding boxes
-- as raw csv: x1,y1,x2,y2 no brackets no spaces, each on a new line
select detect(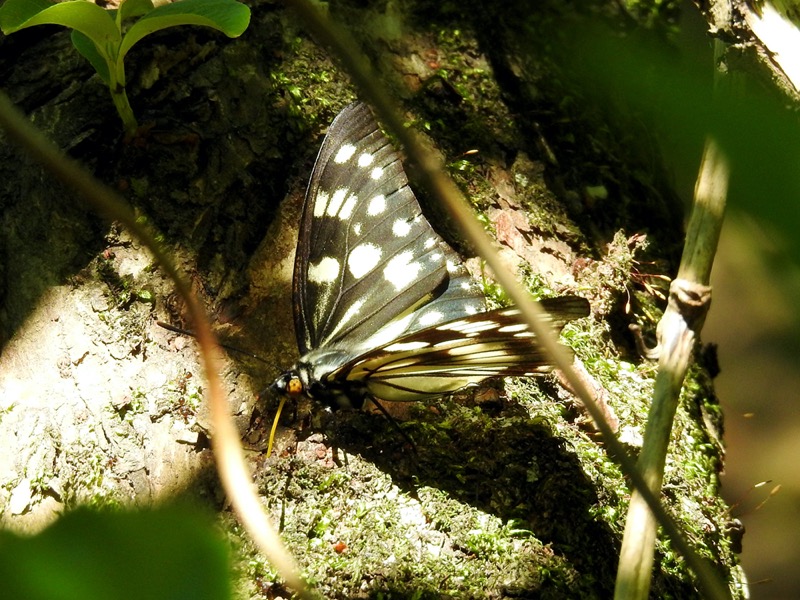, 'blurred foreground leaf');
0,504,231,600
561,22,800,266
